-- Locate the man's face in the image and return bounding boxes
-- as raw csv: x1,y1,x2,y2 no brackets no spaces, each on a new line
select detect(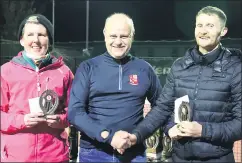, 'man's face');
20,23,49,58
195,14,227,54
104,19,133,59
